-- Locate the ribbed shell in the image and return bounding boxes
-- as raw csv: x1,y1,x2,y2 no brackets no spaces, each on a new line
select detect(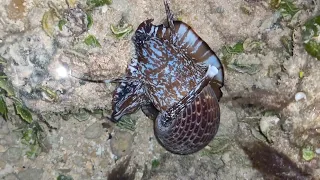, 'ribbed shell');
155,85,220,154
